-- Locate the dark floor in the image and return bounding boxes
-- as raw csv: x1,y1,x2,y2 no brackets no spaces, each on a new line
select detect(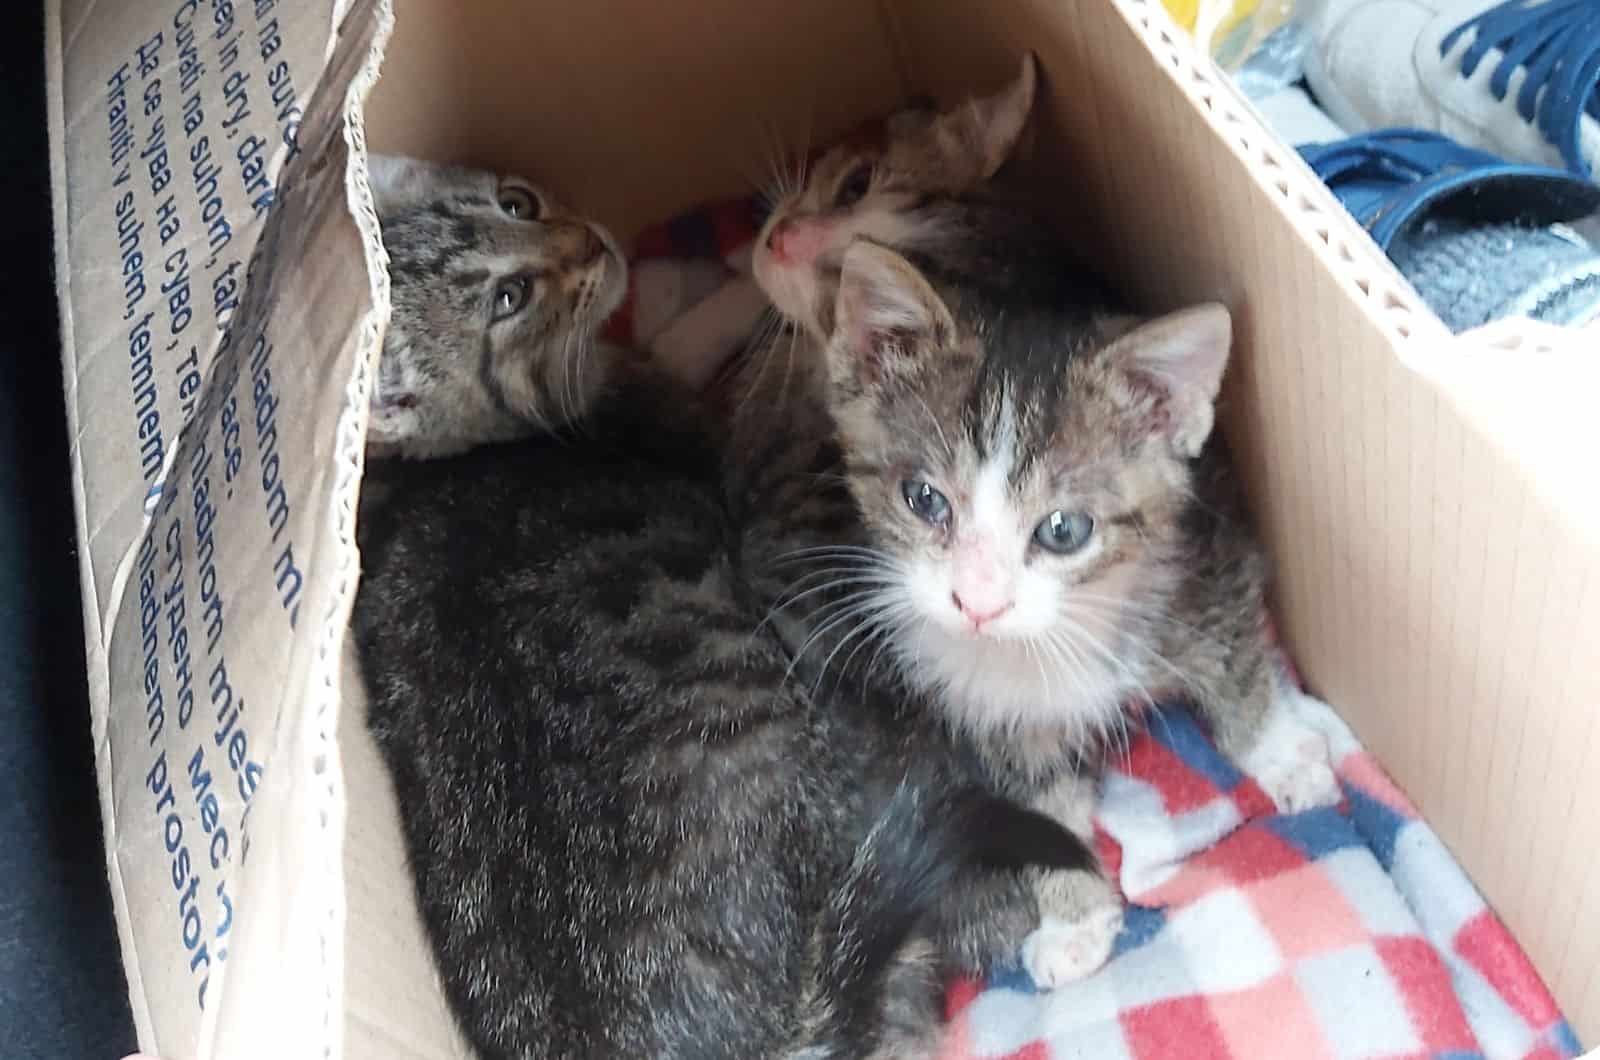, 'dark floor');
0,5,139,1057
